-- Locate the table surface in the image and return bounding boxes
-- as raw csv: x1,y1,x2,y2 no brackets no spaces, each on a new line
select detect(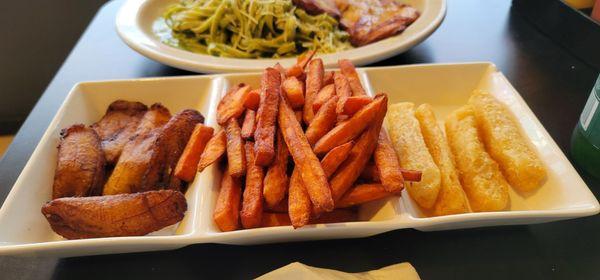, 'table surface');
1,0,599,279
